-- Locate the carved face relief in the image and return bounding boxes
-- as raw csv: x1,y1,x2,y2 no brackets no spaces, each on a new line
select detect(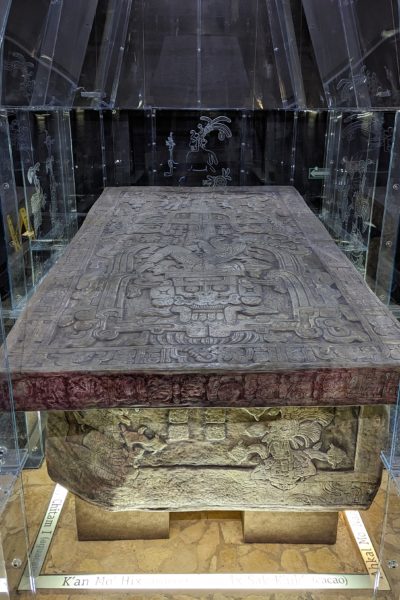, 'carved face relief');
175,277,237,307
41,188,390,370
148,275,263,325
238,279,262,306
150,281,175,307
